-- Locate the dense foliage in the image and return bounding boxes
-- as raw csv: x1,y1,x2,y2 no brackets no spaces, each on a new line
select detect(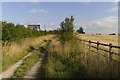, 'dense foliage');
1,17,76,44
58,16,74,43
76,27,85,34
2,21,47,44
